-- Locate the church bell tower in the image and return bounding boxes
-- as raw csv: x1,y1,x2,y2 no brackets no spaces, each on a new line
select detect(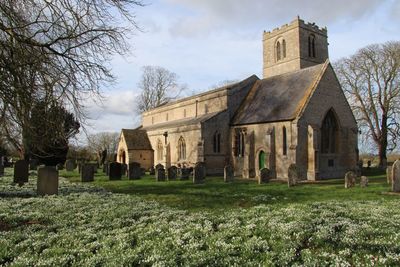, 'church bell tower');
262,16,329,79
